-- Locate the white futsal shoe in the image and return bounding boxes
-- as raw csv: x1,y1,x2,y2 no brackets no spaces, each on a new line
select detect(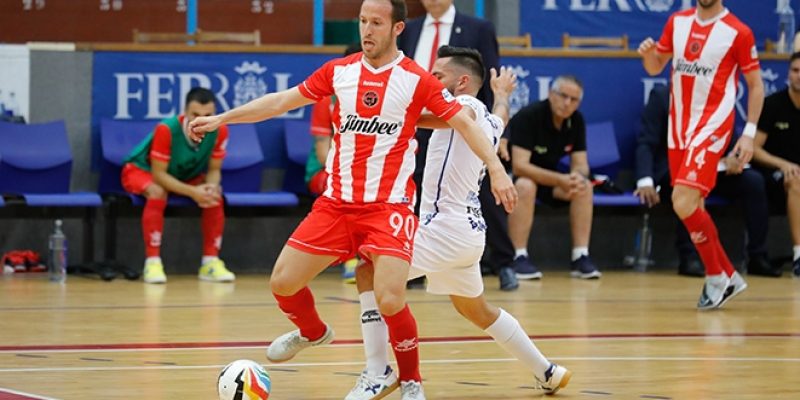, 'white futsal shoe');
536,363,572,395
266,324,334,362
399,380,425,400
717,271,748,309
697,273,731,310
344,365,399,400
